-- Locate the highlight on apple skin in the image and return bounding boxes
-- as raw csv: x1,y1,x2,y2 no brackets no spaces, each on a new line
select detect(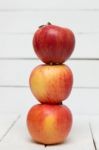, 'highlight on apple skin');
27,104,72,145
33,23,75,64
29,64,73,104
